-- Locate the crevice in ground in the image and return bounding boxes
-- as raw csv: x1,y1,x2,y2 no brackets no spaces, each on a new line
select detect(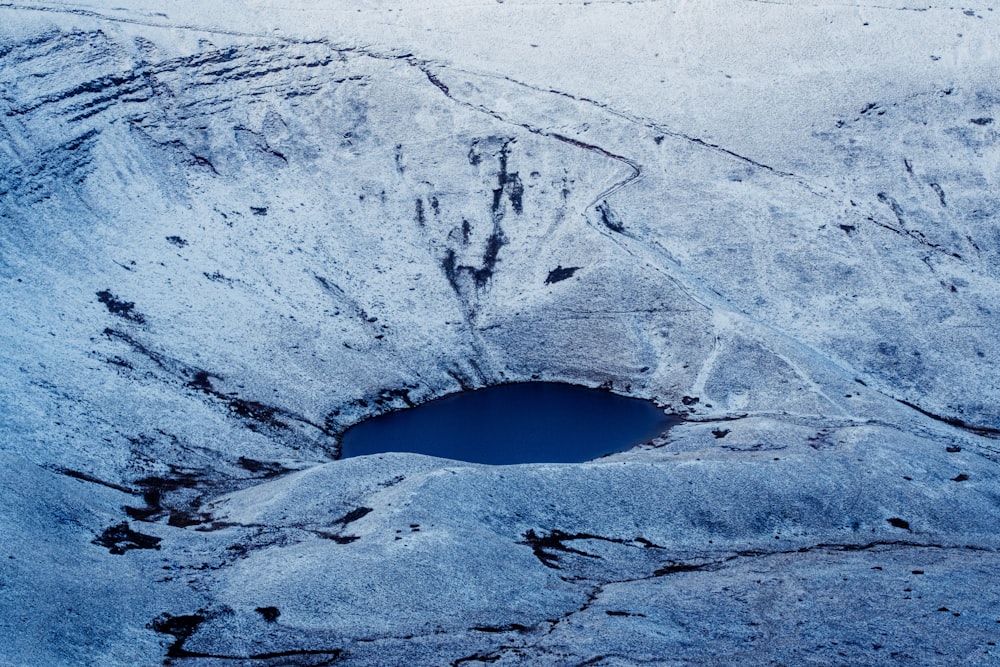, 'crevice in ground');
896,398,1000,439
150,611,343,665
